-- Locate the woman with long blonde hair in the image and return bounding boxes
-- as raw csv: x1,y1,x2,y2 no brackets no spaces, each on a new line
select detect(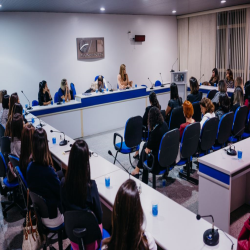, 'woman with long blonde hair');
117,64,133,89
